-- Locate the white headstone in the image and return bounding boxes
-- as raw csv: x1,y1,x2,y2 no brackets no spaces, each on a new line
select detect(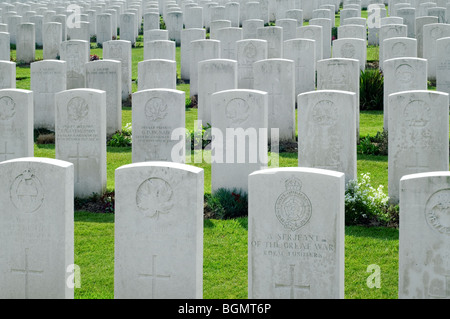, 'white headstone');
16,23,34,63
85,59,122,137
103,40,132,102
144,29,169,43
0,89,34,161
211,89,268,193
55,89,107,198
248,167,345,299
423,23,450,81
120,13,136,45
144,40,176,61
30,60,66,130
337,24,366,40
383,57,428,130
297,90,357,185
189,39,221,97
96,13,112,45
253,58,295,142
309,17,332,59
415,16,438,58
0,157,74,299
0,32,10,61
256,26,283,58
0,61,16,89
382,37,417,70
60,40,90,90
43,22,62,60
242,19,264,39
297,25,323,65
215,27,243,60
332,38,367,71
114,162,204,299
388,90,449,204
198,59,237,126
131,88,186,163
399,171,450,299
316,58,360,139
237,39,268,89
137,59,177,91
283,38,316,96
379,24,408,68
436,37,450,103
180,28,205,80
